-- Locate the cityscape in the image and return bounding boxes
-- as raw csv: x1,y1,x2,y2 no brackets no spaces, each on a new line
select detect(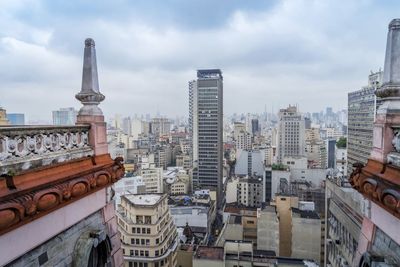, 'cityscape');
0,1,399,267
